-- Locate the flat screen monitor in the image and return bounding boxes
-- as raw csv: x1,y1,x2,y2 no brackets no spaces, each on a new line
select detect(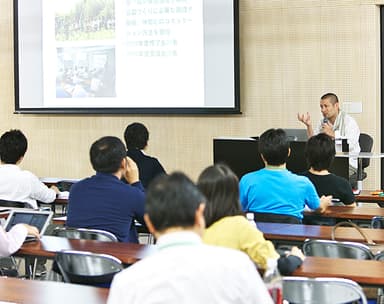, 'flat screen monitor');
14,0,240,114
213,138,264,178
283,129,308,142
213,138,350,181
